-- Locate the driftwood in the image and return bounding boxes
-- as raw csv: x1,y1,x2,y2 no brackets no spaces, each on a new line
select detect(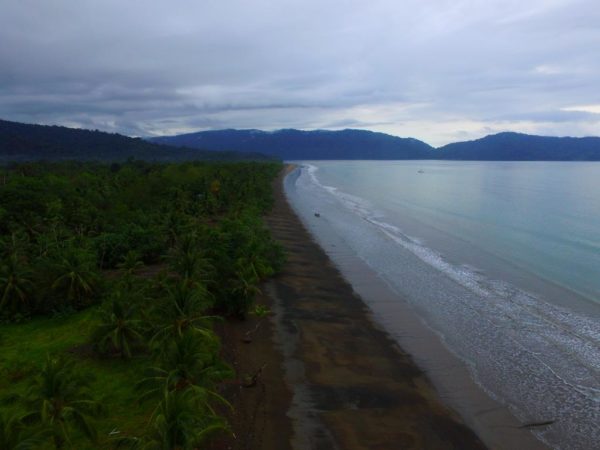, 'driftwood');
242,363,267,388
242,321,263,343
519,420,555,429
